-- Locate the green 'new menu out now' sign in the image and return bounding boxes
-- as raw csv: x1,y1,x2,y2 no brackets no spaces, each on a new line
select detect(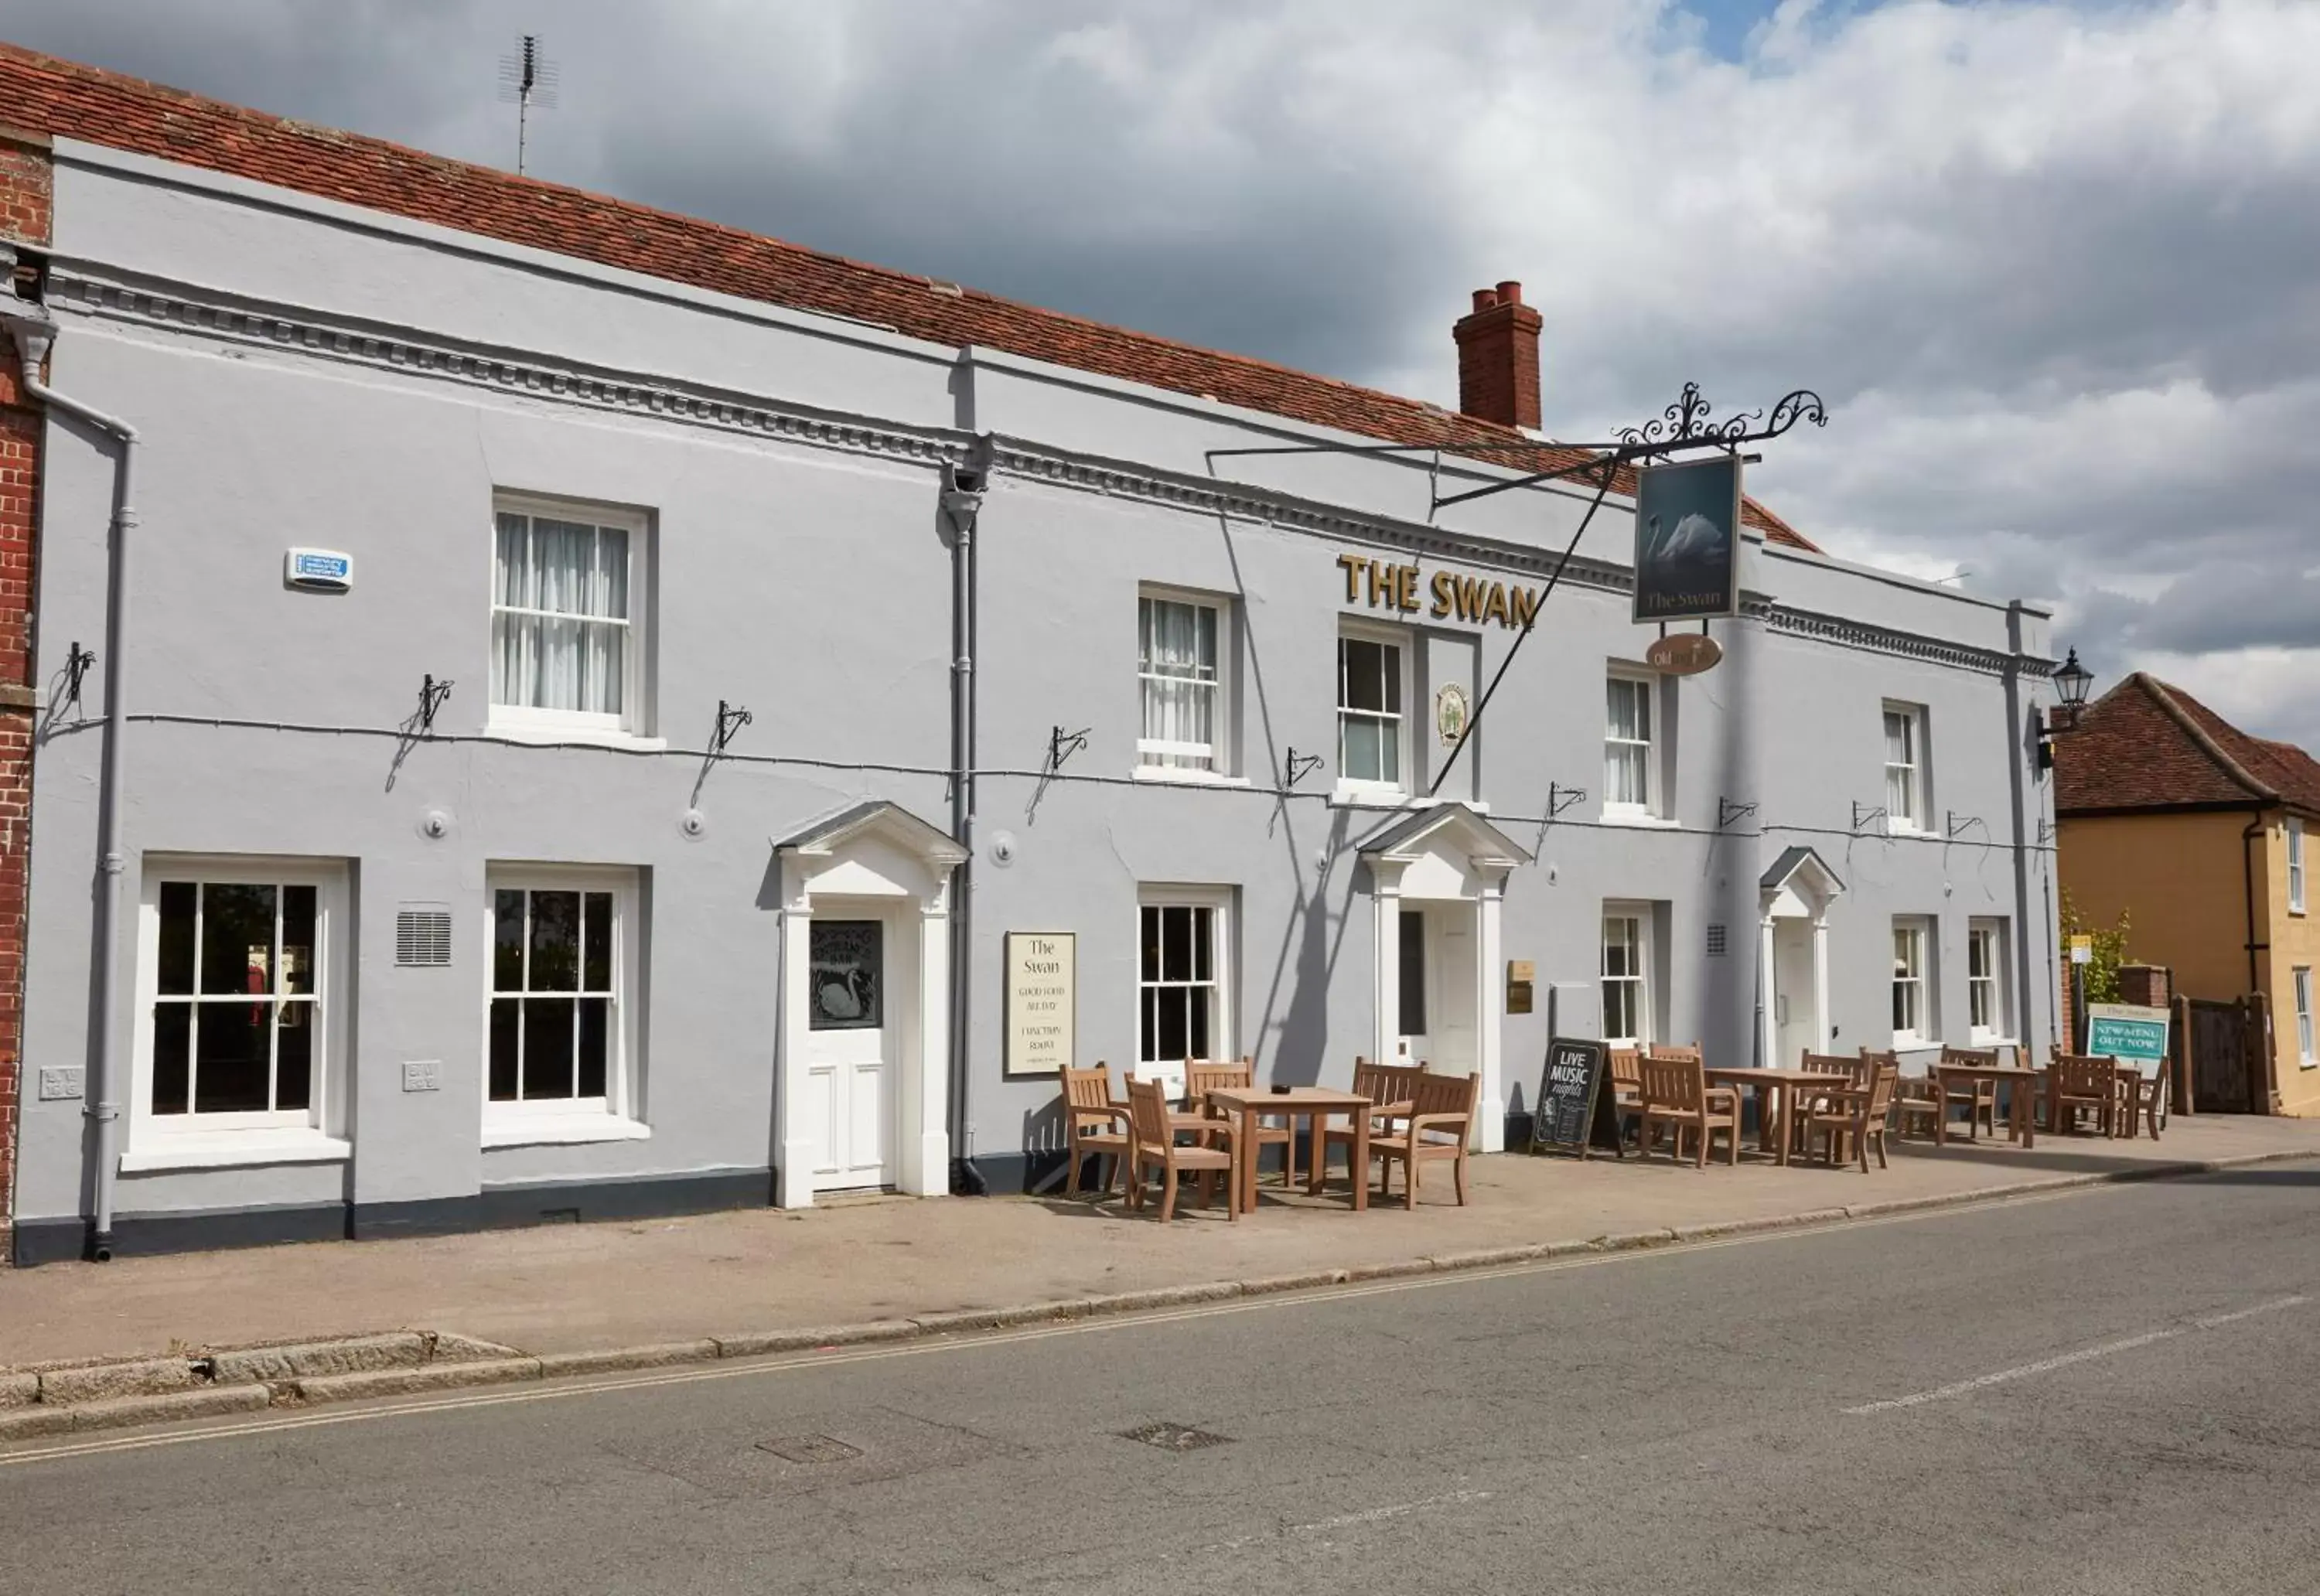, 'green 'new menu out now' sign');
2088,1003,2169,1078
